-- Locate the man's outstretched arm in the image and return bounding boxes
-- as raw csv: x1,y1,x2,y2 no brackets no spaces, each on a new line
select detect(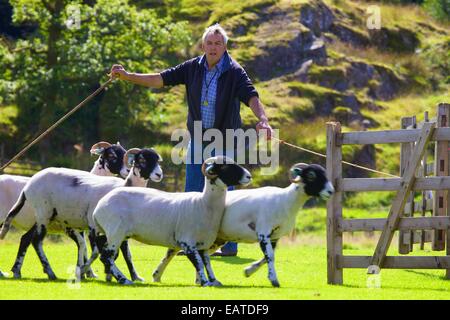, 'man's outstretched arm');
110,64,163,88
